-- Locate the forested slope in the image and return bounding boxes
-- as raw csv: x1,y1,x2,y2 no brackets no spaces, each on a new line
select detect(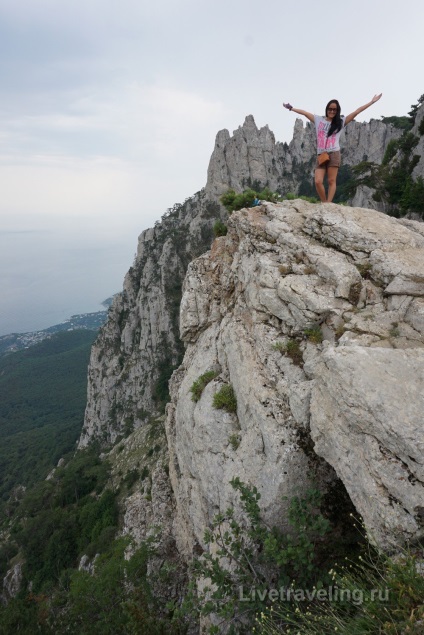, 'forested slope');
0,330,96,507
